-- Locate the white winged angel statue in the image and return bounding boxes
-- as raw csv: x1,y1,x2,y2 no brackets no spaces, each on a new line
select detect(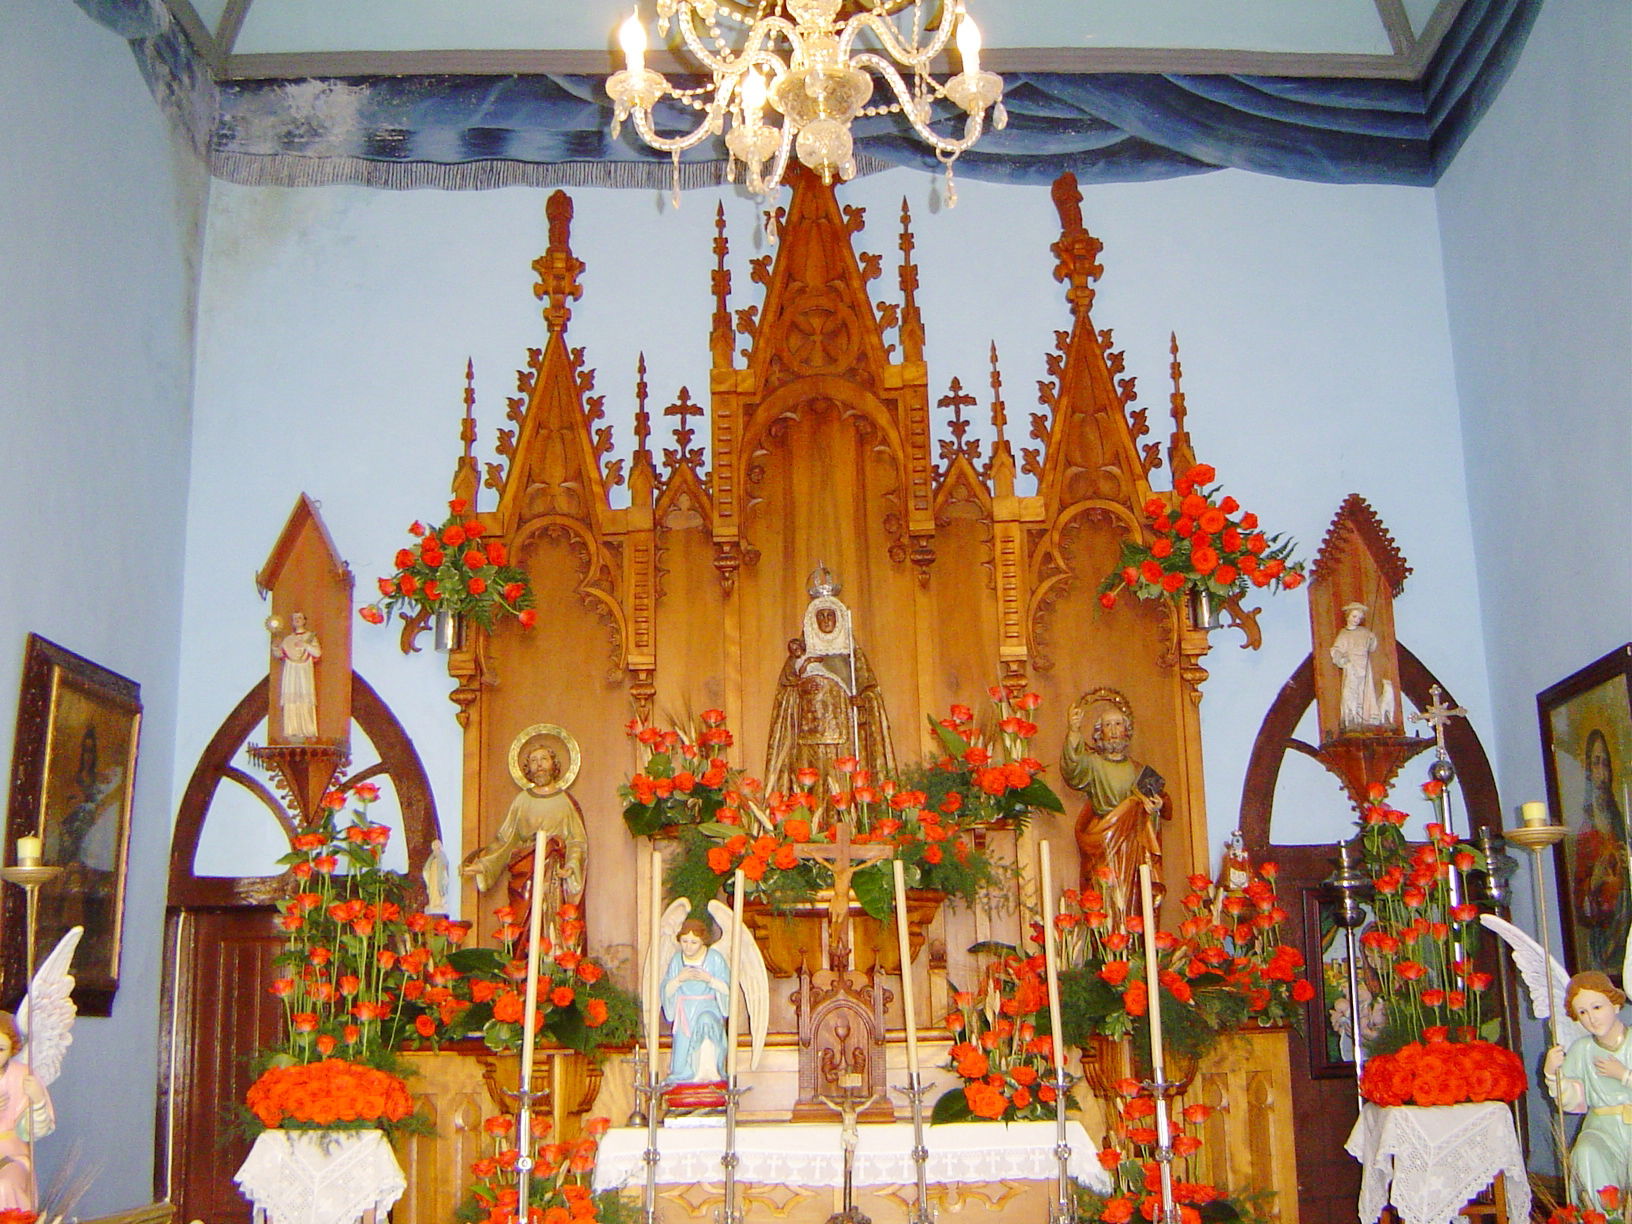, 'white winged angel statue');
1482,914,1632,1204
641,899,769,1106
0,926,82,1209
